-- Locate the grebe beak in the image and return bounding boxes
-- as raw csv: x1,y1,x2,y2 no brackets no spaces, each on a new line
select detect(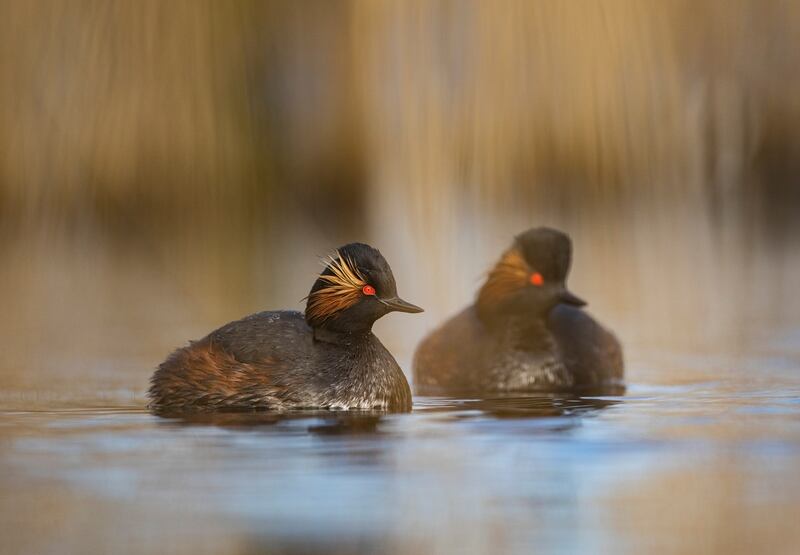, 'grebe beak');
379,297,424,314
558,288,587,307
